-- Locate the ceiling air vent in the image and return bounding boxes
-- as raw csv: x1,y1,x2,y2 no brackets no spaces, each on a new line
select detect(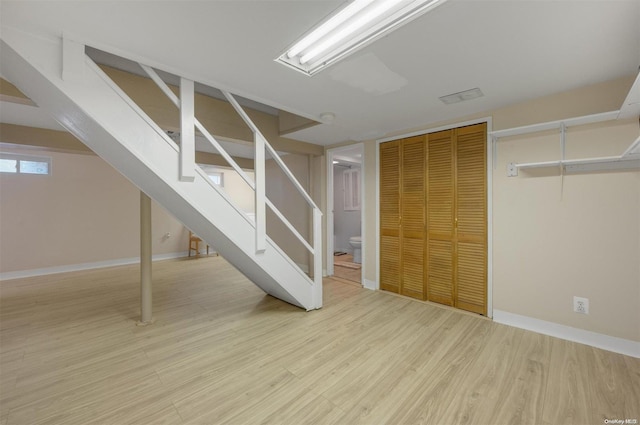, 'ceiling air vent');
439,88,483,105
